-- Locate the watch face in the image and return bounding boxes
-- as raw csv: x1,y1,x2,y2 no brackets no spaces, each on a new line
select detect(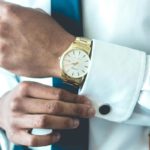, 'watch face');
61,49,90,78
